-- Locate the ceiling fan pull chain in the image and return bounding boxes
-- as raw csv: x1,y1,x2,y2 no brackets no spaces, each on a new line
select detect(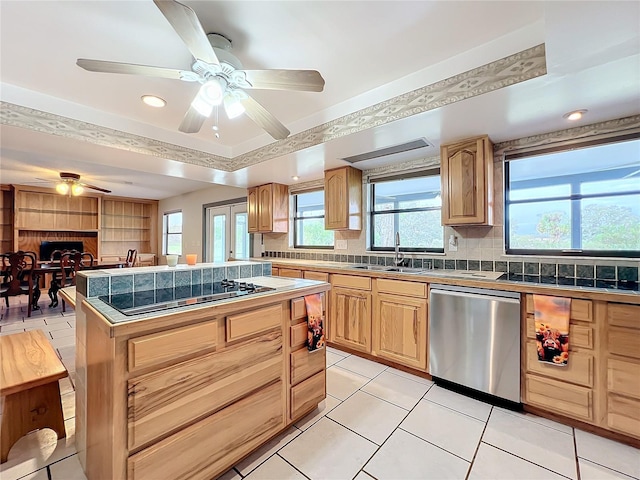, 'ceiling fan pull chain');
213,106,220,138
